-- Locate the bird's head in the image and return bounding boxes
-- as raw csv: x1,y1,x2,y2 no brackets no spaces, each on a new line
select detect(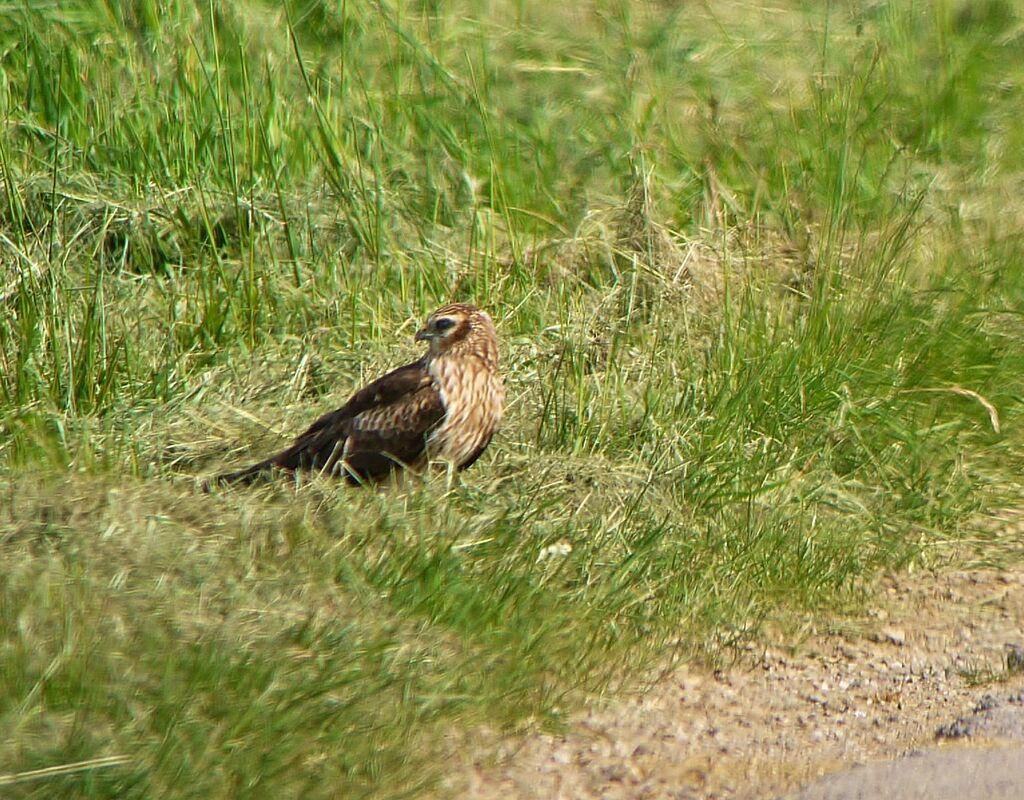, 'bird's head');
415,303,499,367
